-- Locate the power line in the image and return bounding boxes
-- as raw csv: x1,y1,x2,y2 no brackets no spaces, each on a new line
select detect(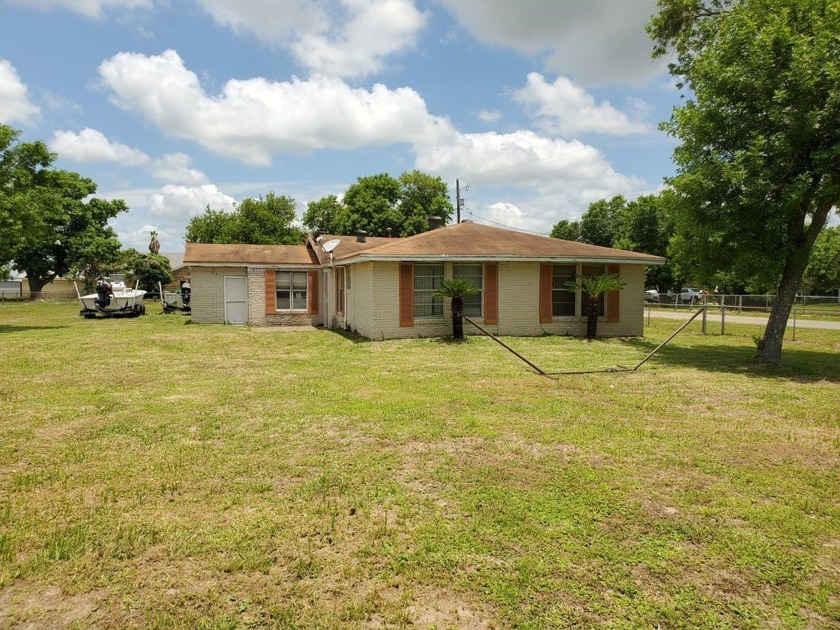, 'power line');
464,209,552,236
